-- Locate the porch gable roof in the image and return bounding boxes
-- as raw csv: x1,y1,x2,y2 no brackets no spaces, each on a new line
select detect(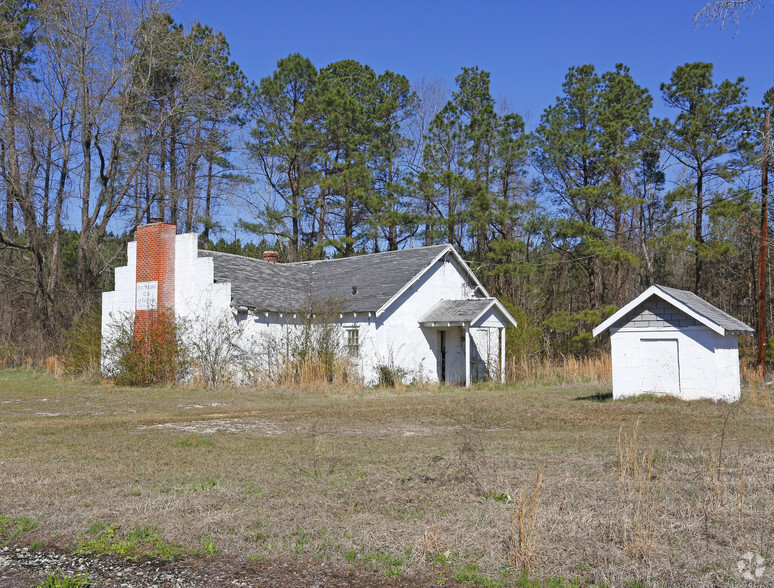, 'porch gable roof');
419,298,517,328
